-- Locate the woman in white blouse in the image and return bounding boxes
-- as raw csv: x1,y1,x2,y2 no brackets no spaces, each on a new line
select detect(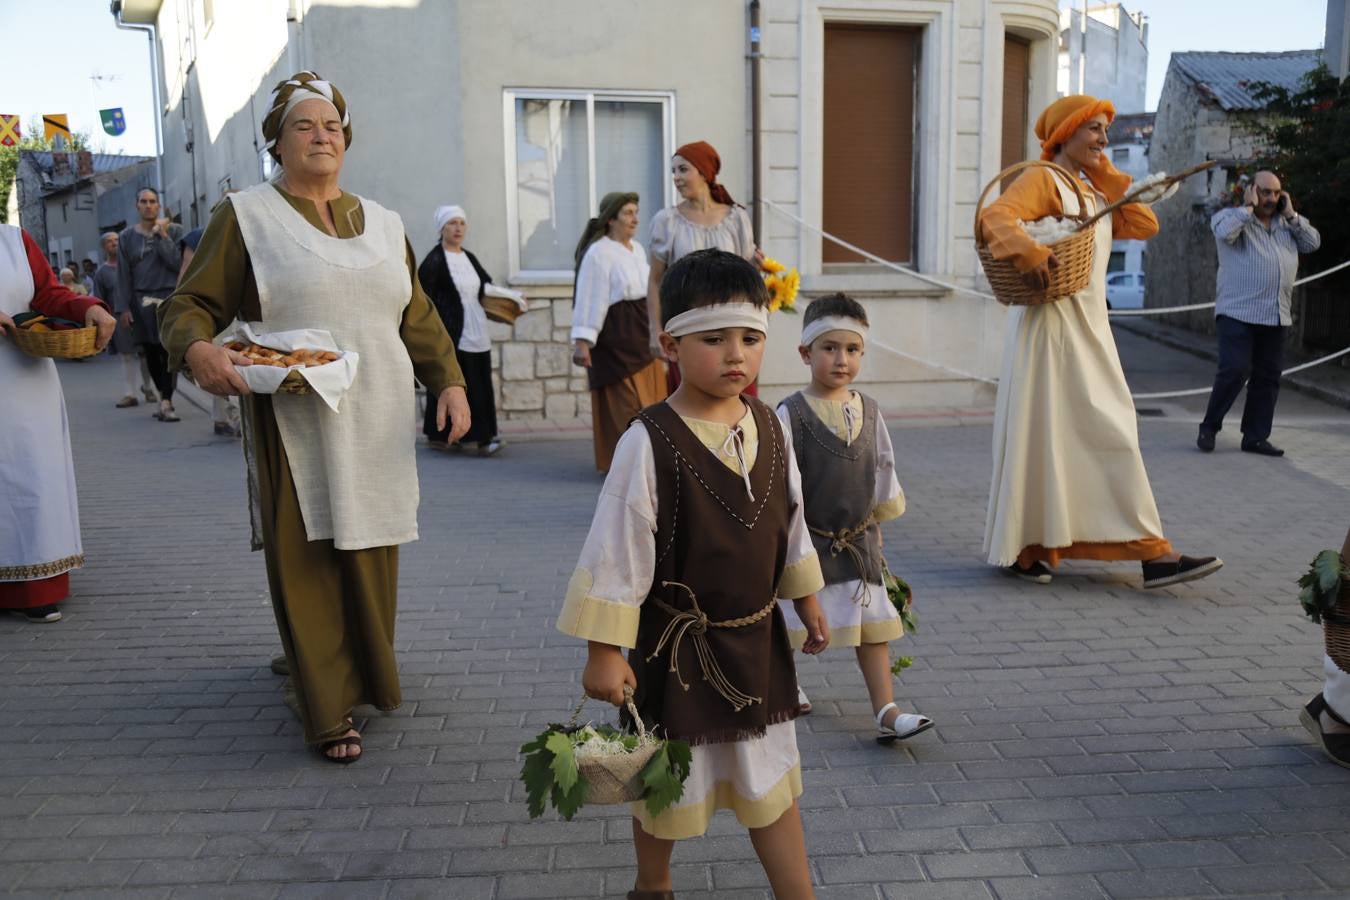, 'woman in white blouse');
646,140,760,394
417,205,501,456
571,192,667,473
